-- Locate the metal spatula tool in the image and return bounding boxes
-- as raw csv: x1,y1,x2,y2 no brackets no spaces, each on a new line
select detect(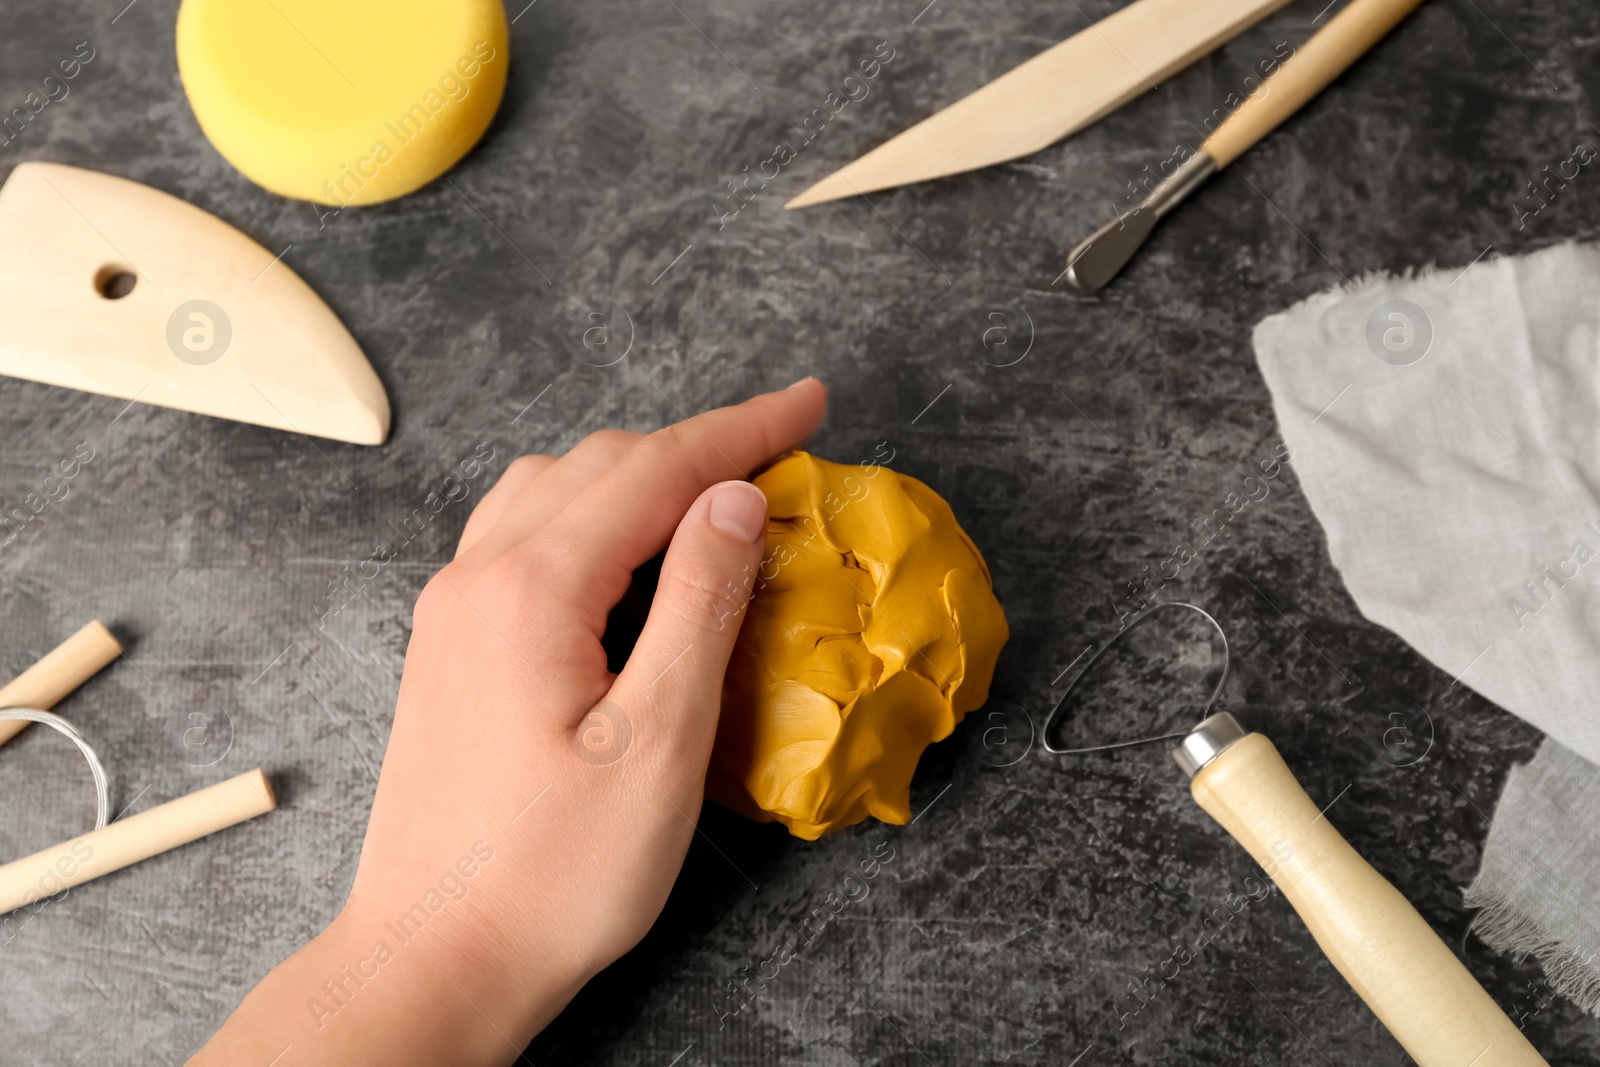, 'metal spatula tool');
1063,0,1426,291
1179,713,1549,1067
